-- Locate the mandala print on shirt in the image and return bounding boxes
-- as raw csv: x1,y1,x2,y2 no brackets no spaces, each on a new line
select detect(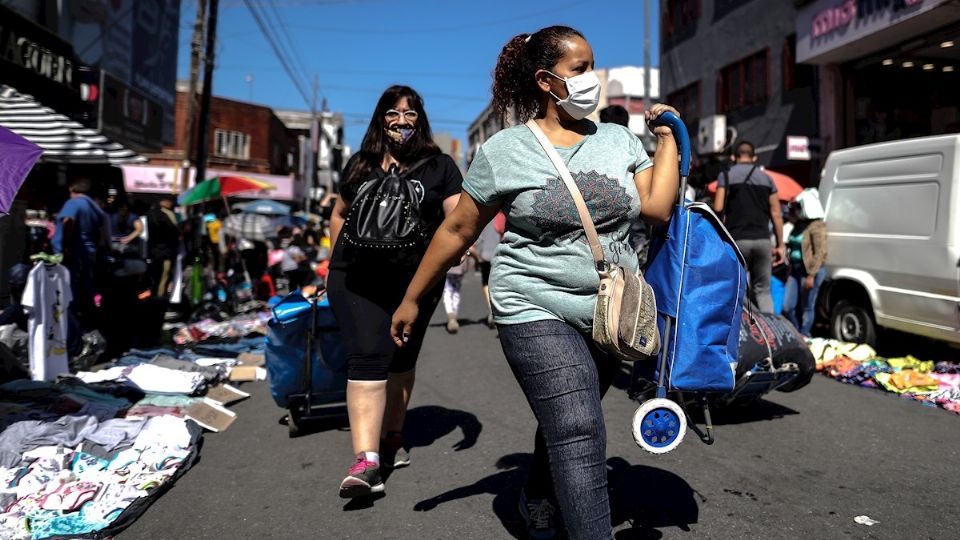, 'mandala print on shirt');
530,170,632,242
